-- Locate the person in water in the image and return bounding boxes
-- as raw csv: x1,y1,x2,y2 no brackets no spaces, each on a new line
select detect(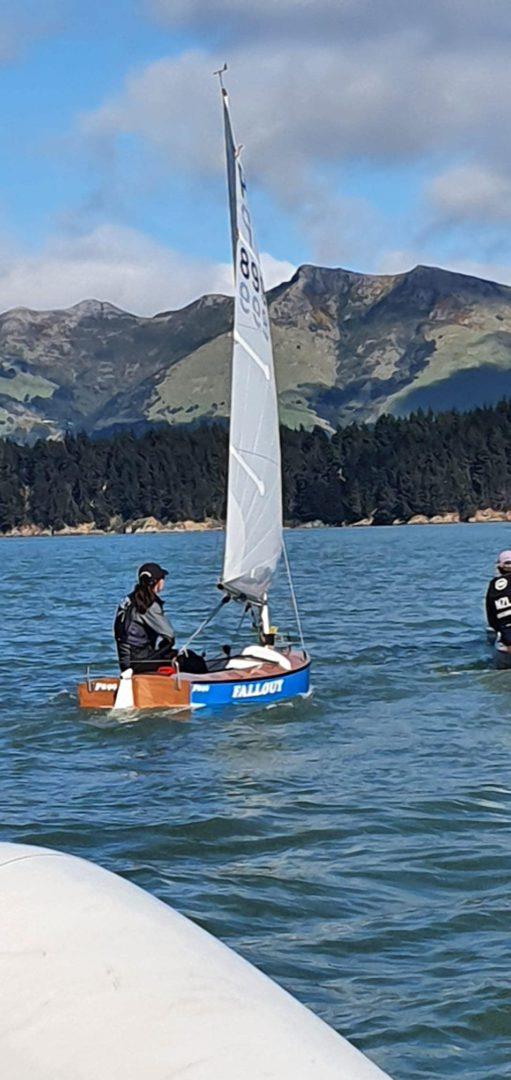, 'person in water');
114,562,207,674
485,550,511,645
